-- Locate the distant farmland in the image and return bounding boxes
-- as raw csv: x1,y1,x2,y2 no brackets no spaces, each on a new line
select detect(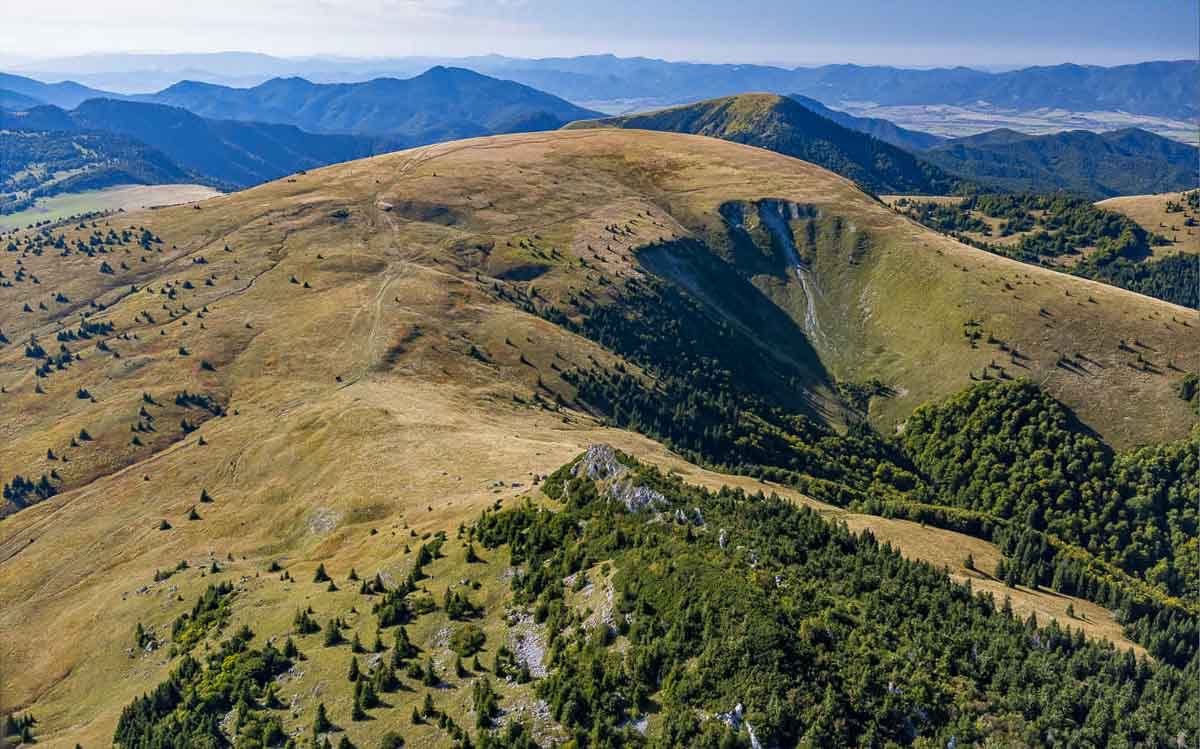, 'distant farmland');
0,183,220,230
